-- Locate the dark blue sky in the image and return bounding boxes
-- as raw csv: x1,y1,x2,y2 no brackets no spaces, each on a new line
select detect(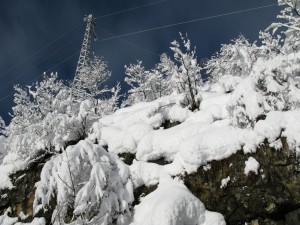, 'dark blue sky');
0,0,279,123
